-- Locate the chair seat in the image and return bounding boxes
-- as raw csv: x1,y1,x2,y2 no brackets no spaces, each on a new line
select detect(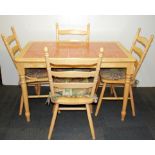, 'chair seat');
26,69,48,79
100,68,126,80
